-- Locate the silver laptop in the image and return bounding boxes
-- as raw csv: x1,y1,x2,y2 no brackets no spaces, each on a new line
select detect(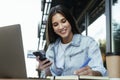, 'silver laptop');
0,24,27,78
